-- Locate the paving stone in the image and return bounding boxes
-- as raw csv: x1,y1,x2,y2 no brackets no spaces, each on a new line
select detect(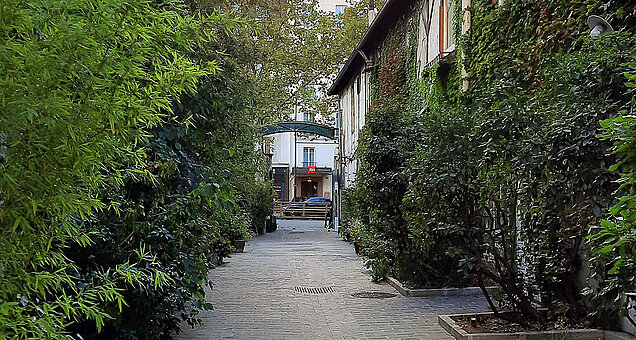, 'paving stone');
175,220,489,339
